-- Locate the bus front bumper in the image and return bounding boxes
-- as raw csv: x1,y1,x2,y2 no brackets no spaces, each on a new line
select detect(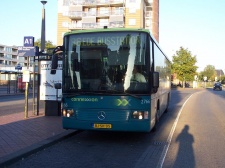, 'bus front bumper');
62,117,152,132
